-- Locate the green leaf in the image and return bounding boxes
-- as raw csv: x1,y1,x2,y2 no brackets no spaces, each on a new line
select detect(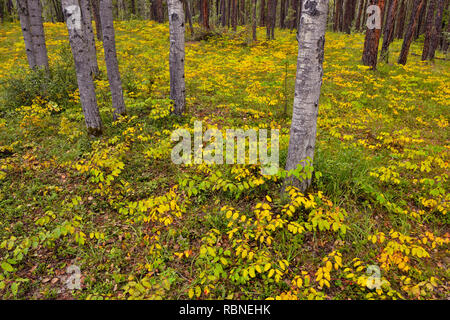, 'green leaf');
1,261,13,272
